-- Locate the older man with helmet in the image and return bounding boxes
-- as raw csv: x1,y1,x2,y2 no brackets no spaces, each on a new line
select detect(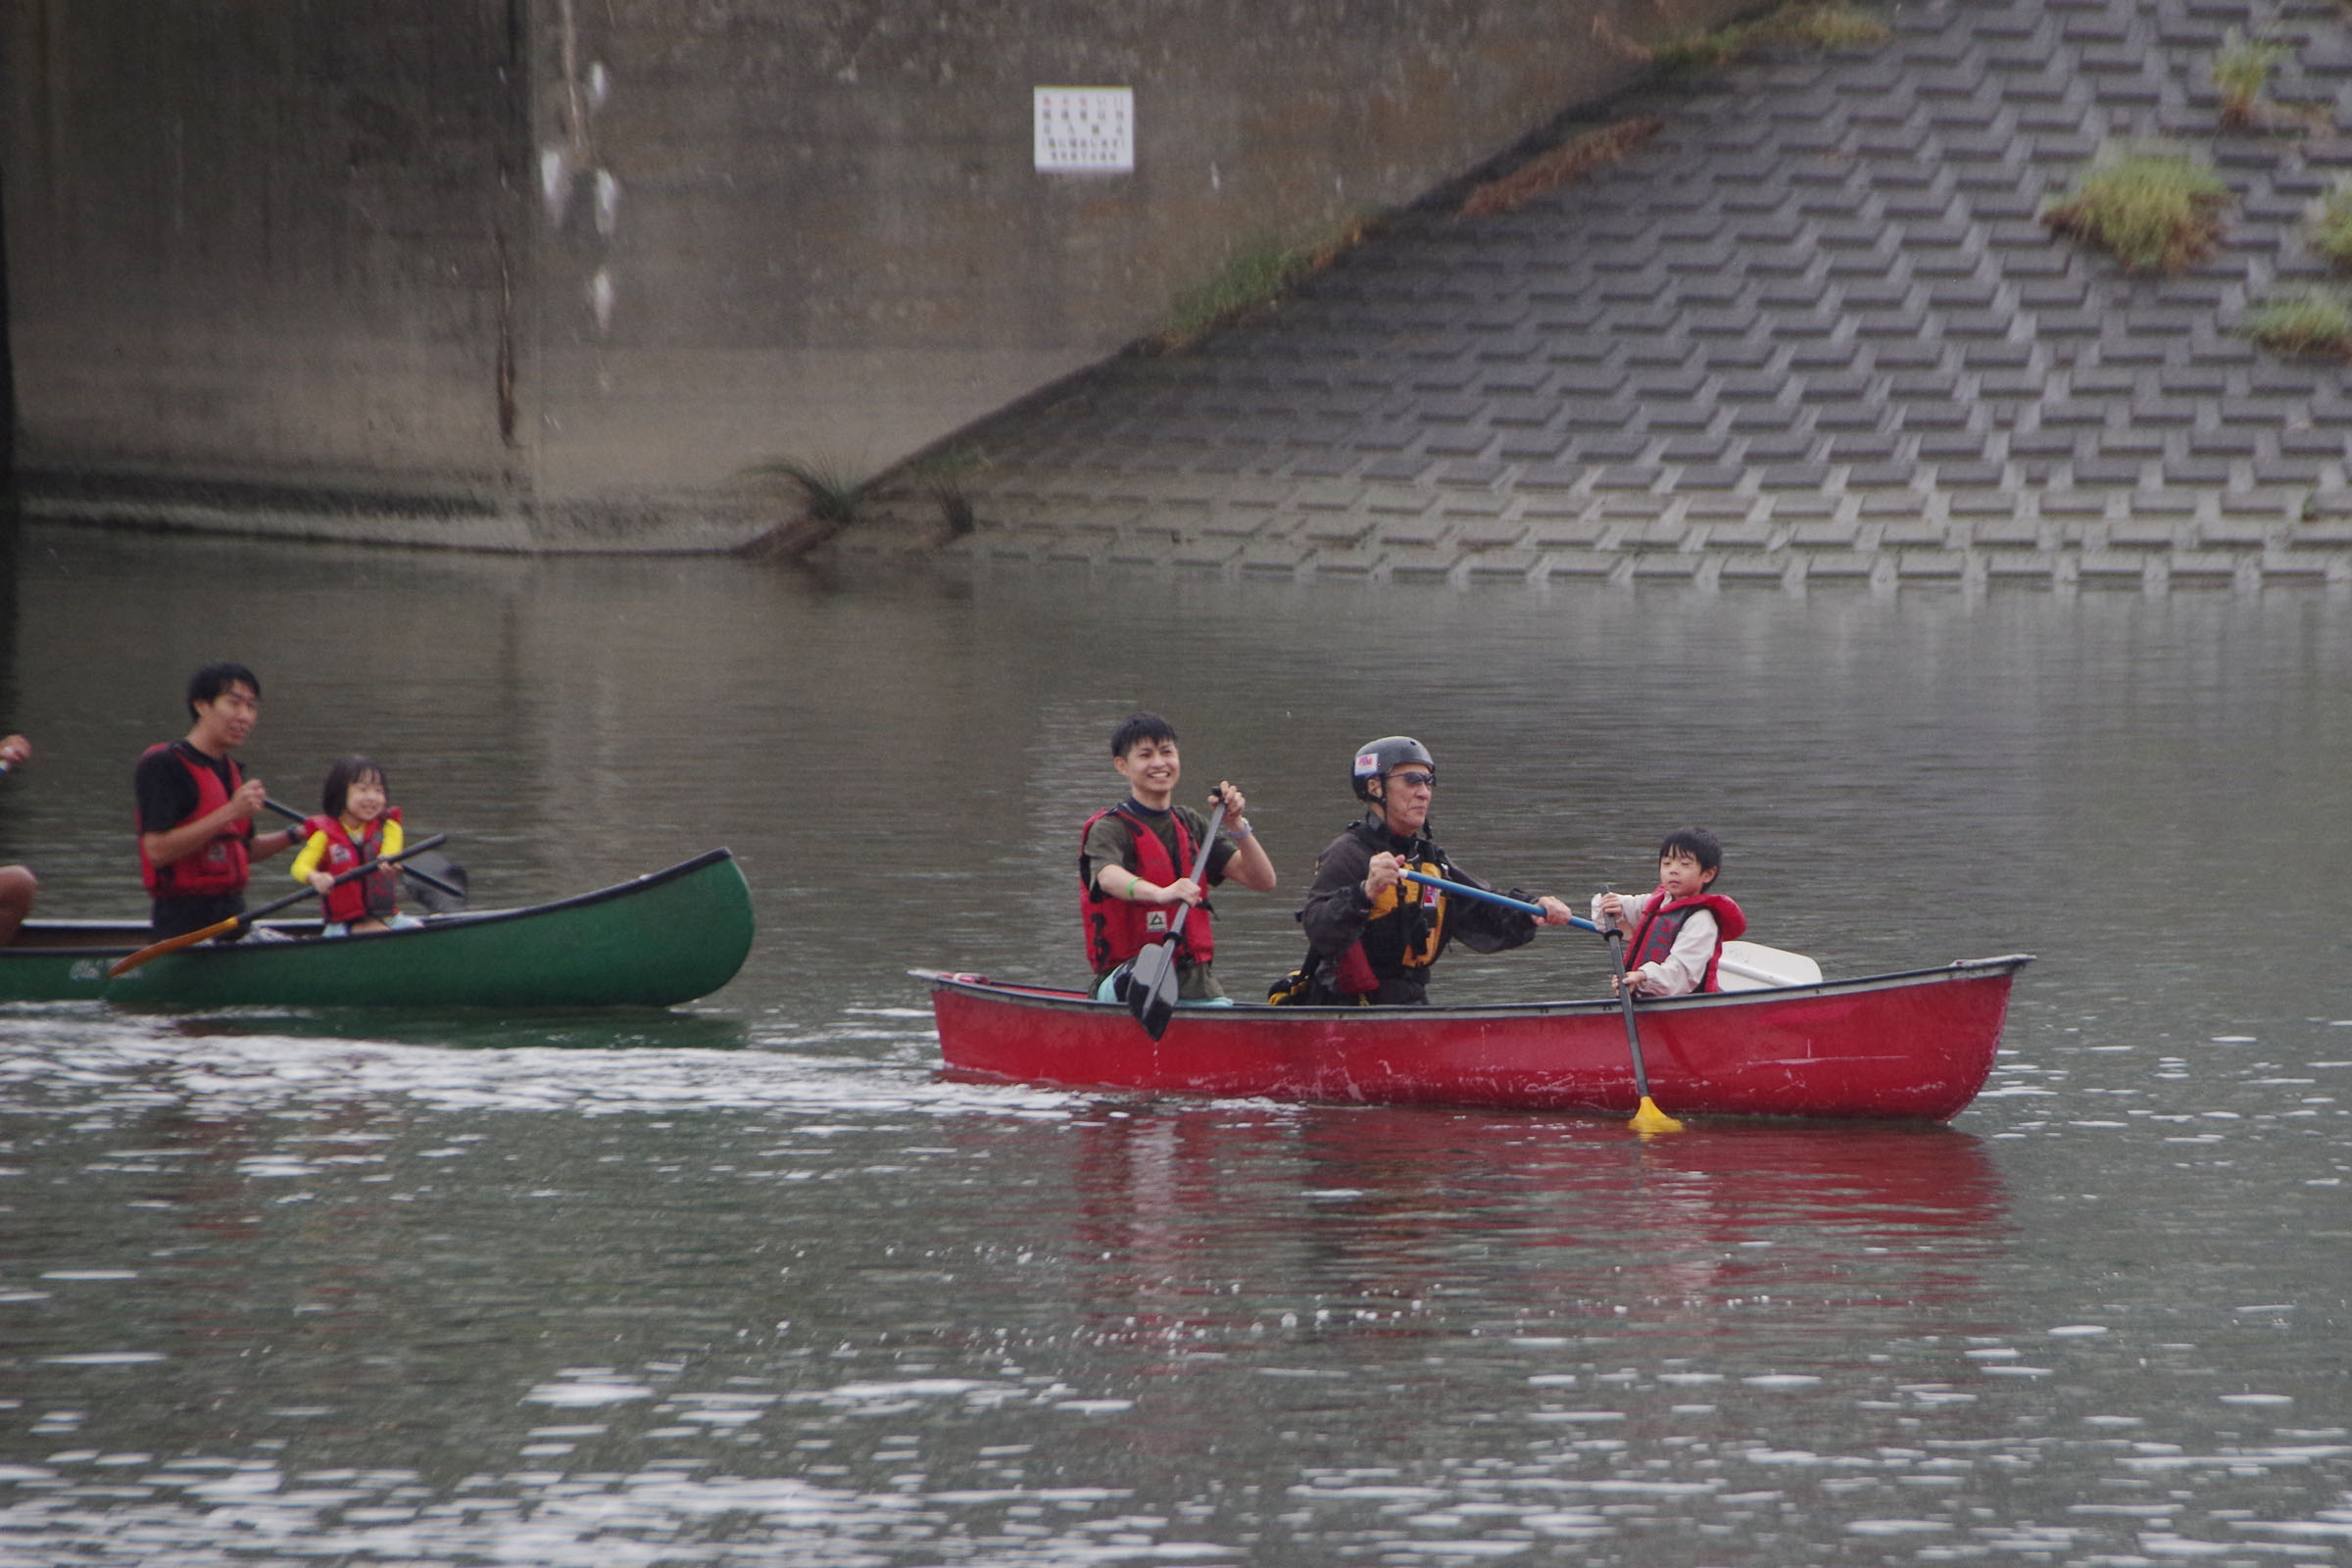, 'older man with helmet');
1278,737,1574,1006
